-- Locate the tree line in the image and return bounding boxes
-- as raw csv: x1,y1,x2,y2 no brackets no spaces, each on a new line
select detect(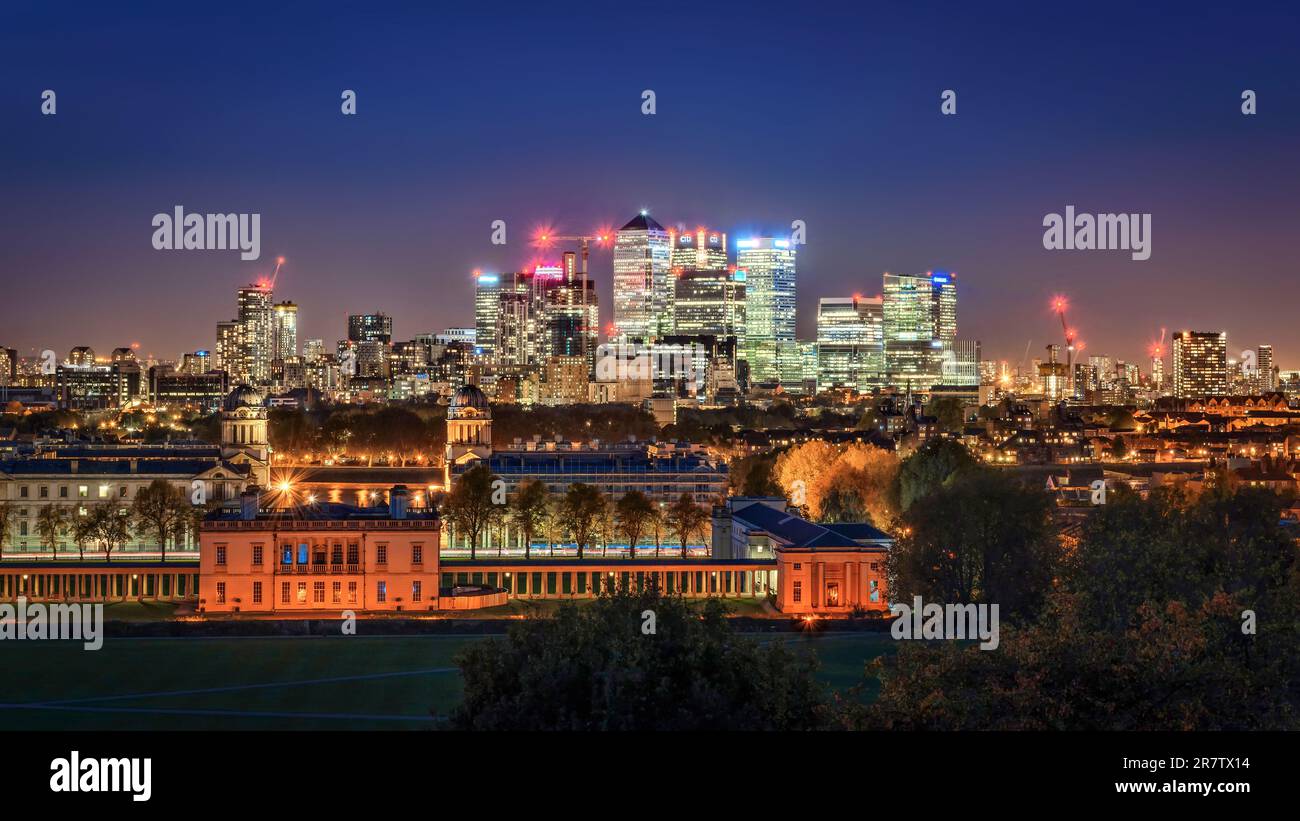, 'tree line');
441,464,713,559
0,479,212,561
